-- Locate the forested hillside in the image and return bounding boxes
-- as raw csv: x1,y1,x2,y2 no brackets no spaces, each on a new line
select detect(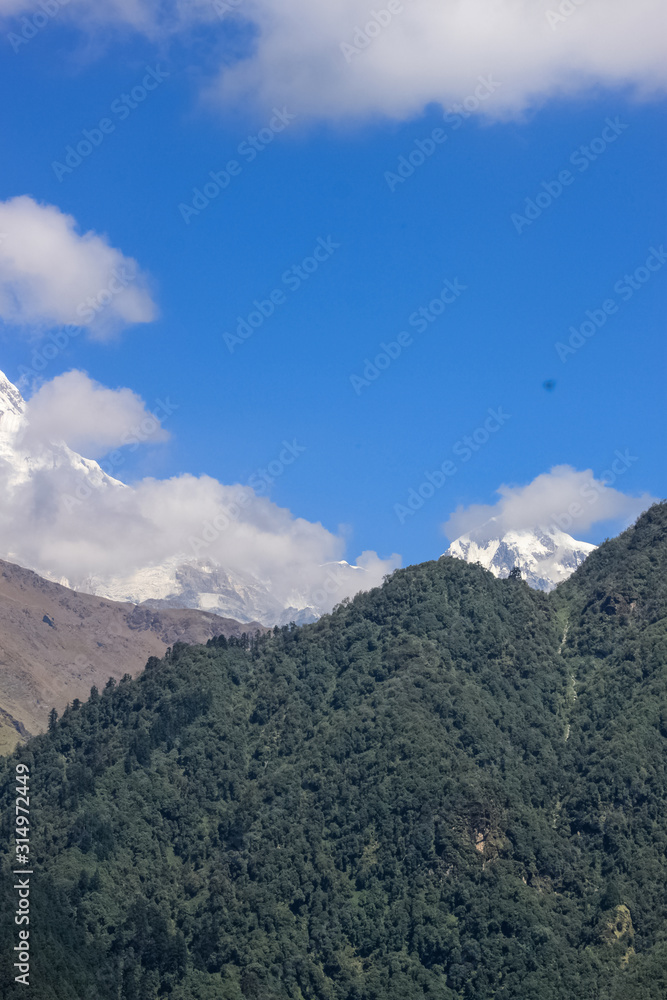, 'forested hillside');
1,504,666,999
